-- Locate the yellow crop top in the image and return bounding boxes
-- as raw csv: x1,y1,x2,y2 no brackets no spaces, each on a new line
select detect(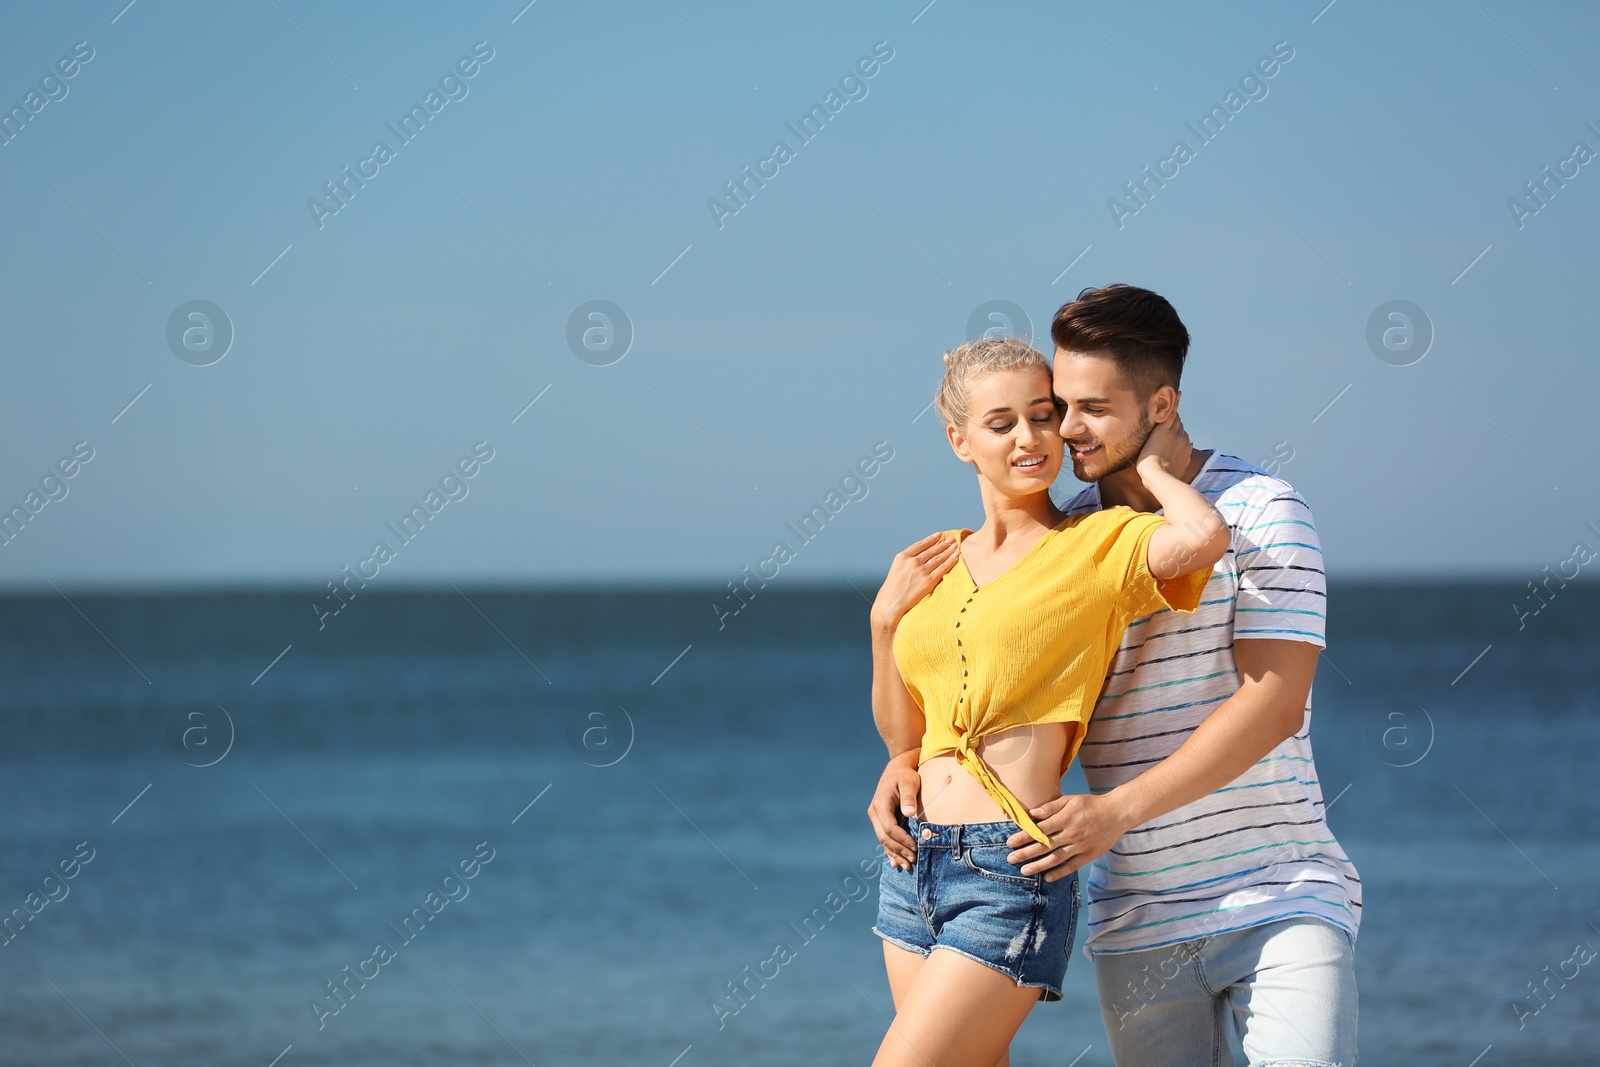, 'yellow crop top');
892,506,1212,847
